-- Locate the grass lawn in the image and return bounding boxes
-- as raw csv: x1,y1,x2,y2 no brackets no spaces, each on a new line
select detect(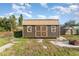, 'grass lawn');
0,38,11,47
62,35,79,40
0,37,79,56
